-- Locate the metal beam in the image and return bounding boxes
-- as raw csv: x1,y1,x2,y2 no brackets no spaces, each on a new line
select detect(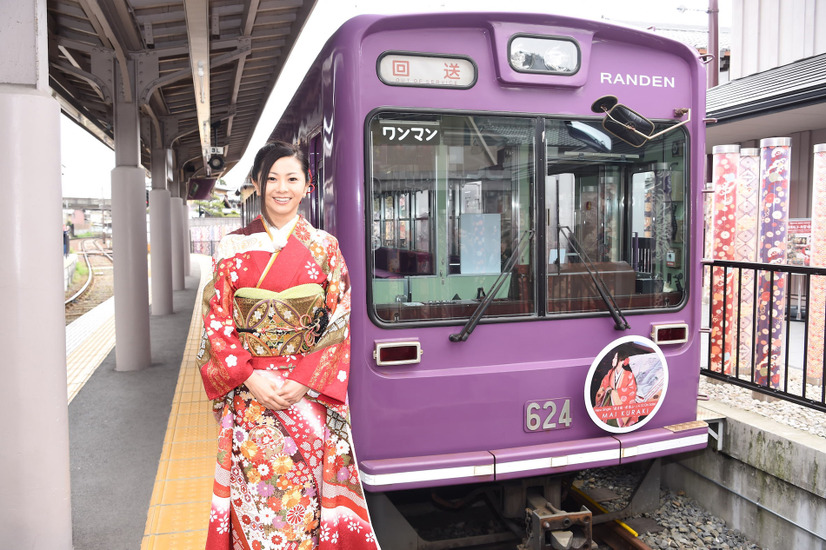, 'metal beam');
226,0,262,140
53,61,110,102
78,0,132,102
140,38,250,104
184,0,212,173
